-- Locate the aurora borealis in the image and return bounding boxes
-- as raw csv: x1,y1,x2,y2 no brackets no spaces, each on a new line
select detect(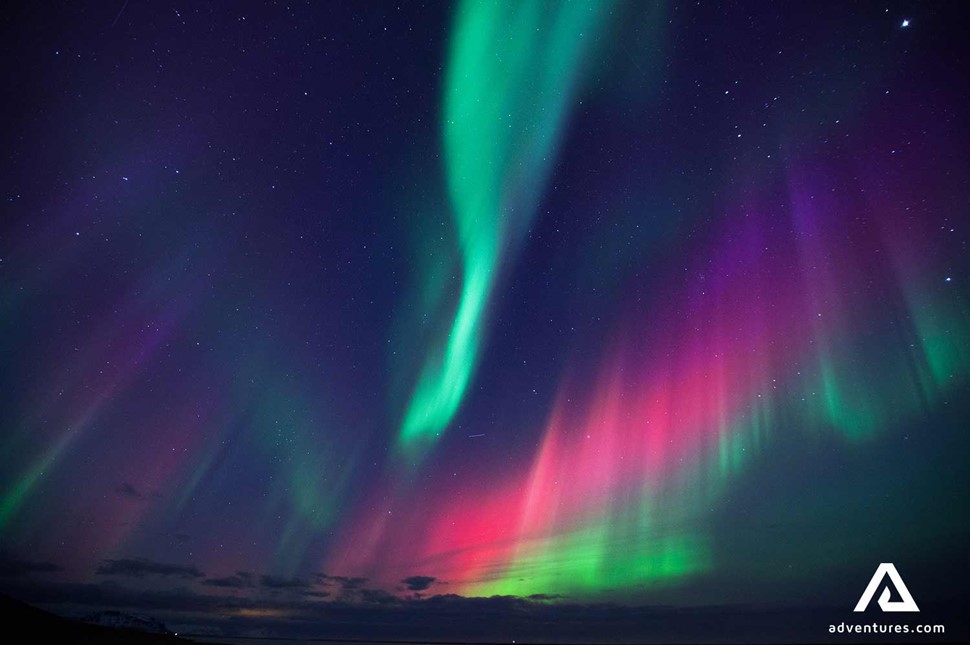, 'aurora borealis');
399,0,610,452
1,1,969,642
